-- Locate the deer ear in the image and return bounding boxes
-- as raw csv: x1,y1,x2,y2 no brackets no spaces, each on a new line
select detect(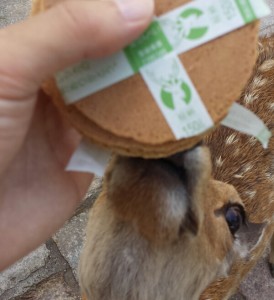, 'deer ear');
167,145,212,186
167,145,212,233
